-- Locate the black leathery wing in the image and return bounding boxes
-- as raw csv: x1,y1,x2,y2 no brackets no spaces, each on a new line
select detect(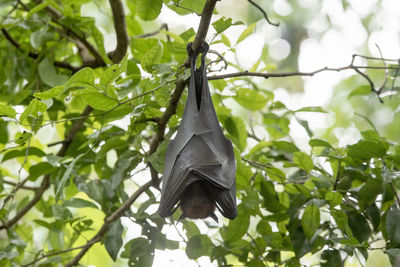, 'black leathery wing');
157,42,238,220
